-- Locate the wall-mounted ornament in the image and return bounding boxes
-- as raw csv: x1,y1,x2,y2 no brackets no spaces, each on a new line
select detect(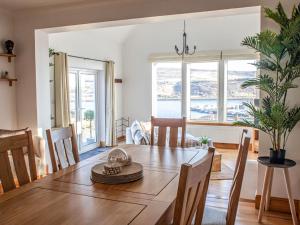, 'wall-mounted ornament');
4,40,14,54
1,71,9,79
